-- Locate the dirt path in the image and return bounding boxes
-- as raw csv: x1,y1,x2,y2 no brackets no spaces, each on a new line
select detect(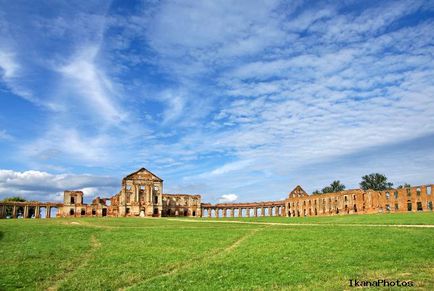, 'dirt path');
47,235,101,290
121,227,263,290
163,217,434,228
